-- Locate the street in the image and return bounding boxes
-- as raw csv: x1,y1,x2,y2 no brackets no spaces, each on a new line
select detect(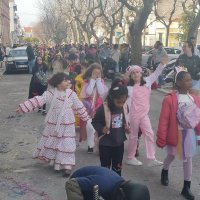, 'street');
0,74,199,200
